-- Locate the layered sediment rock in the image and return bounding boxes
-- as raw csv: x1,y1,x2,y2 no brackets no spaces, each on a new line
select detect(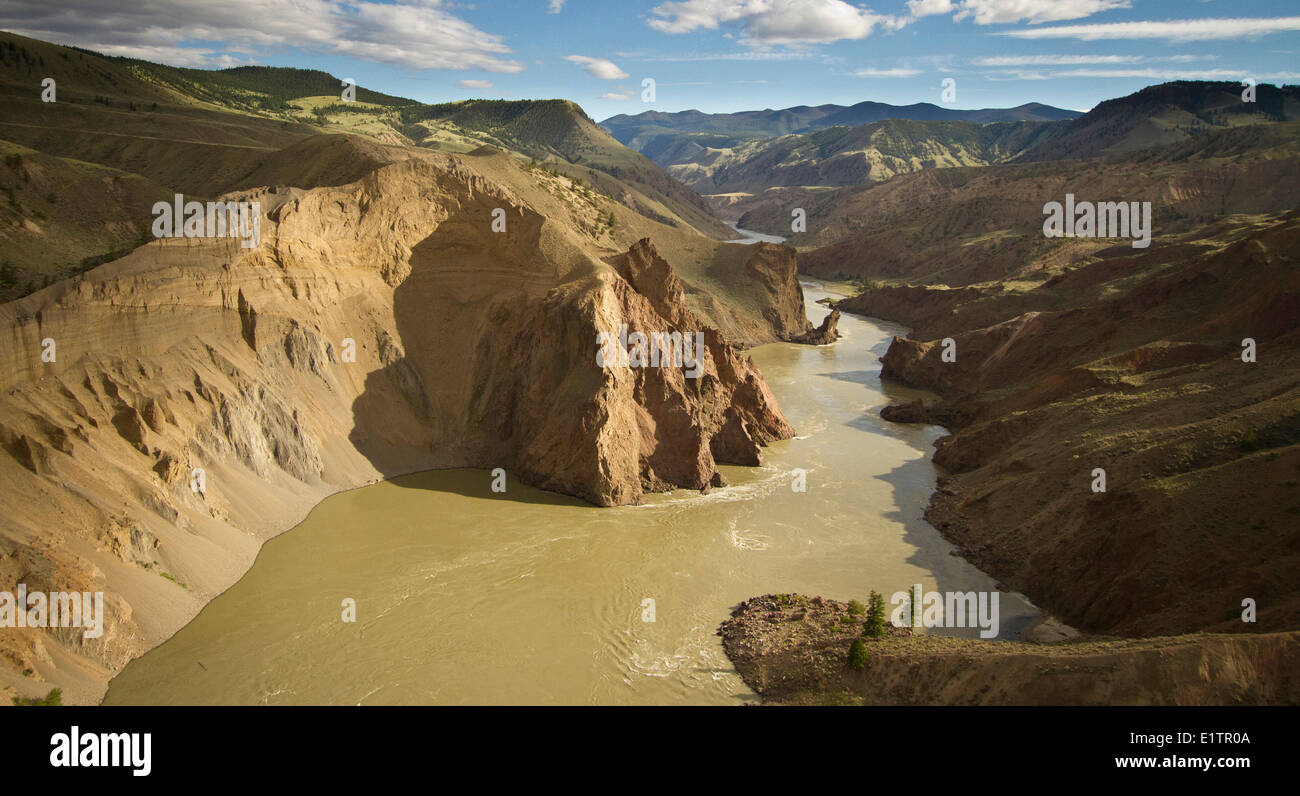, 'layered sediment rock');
0,151,802,701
